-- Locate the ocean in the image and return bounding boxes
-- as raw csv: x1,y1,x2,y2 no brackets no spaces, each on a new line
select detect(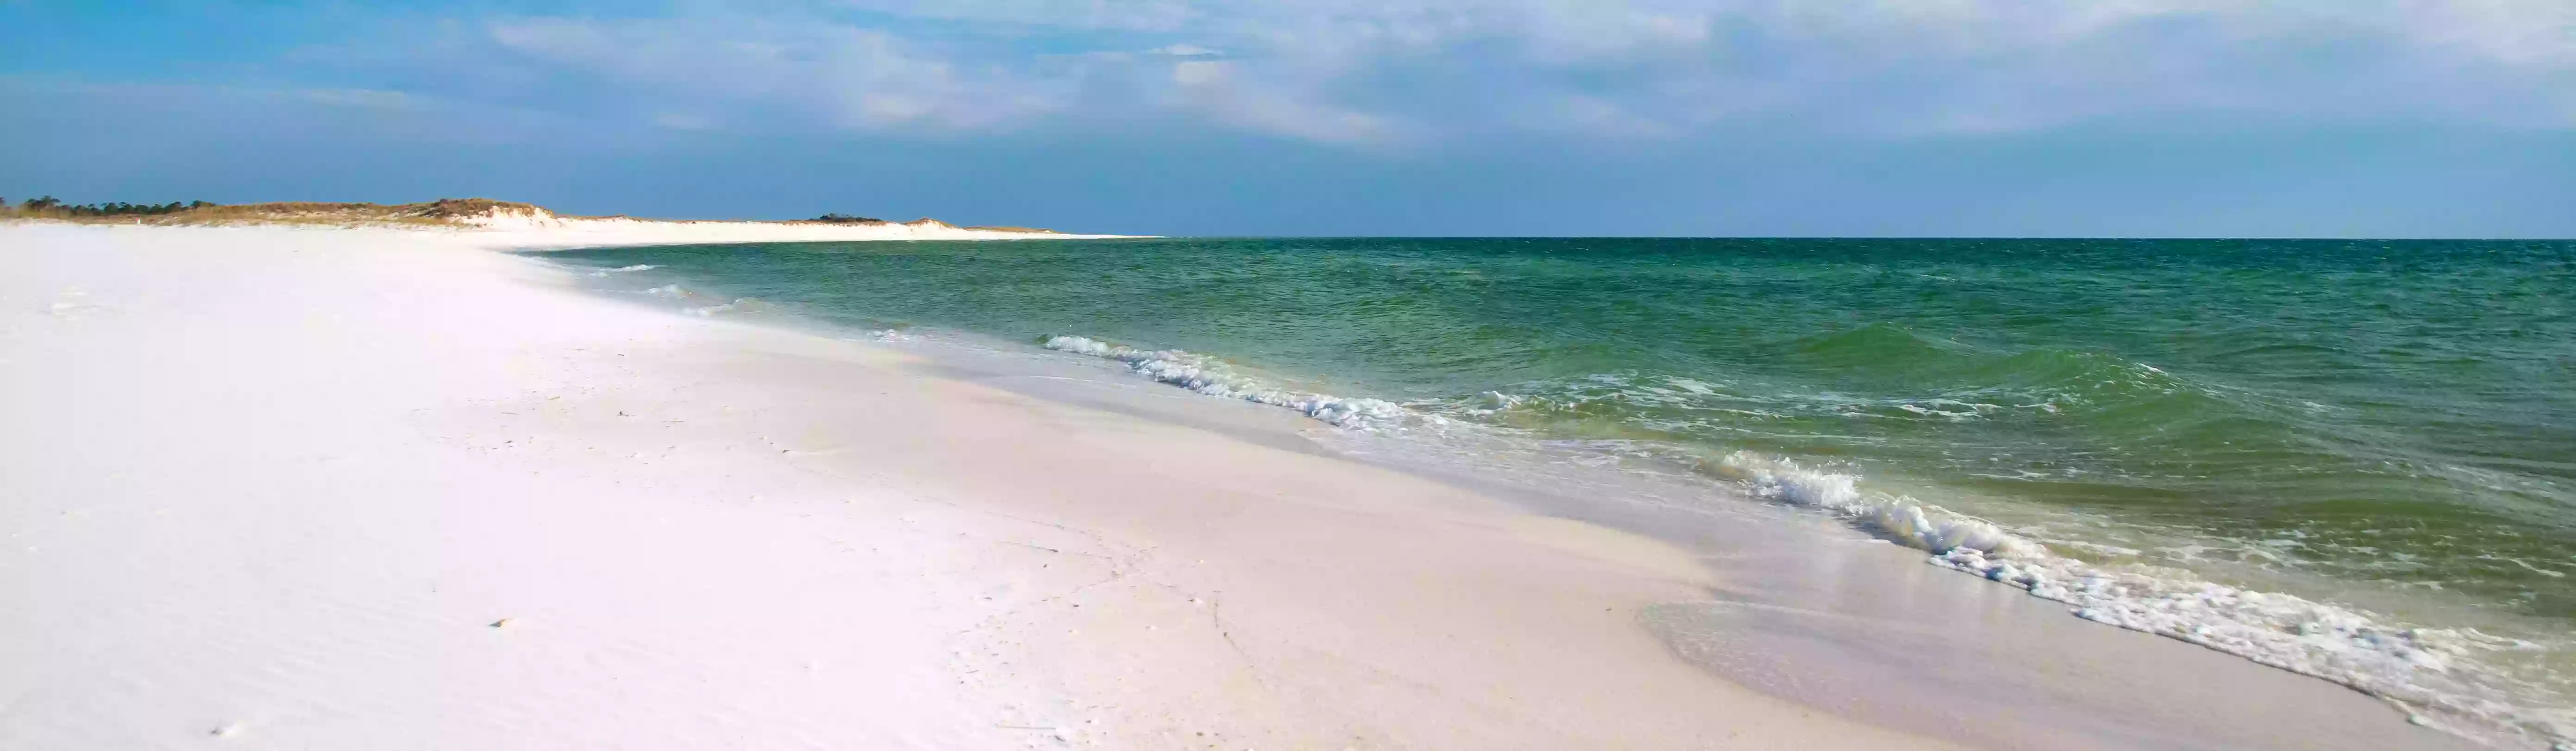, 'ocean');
541,237,2576,745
